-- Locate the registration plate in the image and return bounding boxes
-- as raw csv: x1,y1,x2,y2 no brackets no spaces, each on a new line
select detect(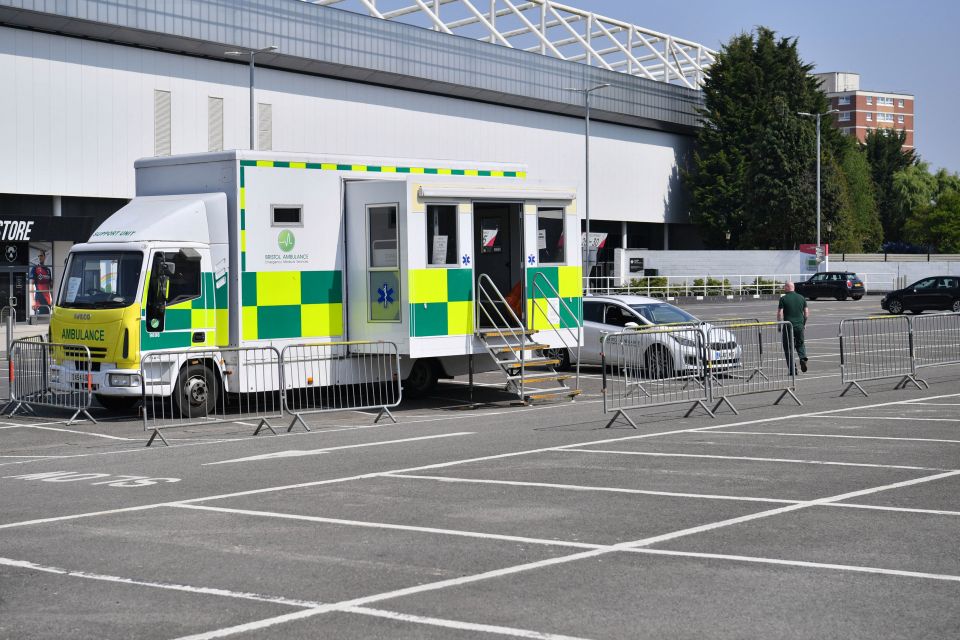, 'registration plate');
71,372,89,383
